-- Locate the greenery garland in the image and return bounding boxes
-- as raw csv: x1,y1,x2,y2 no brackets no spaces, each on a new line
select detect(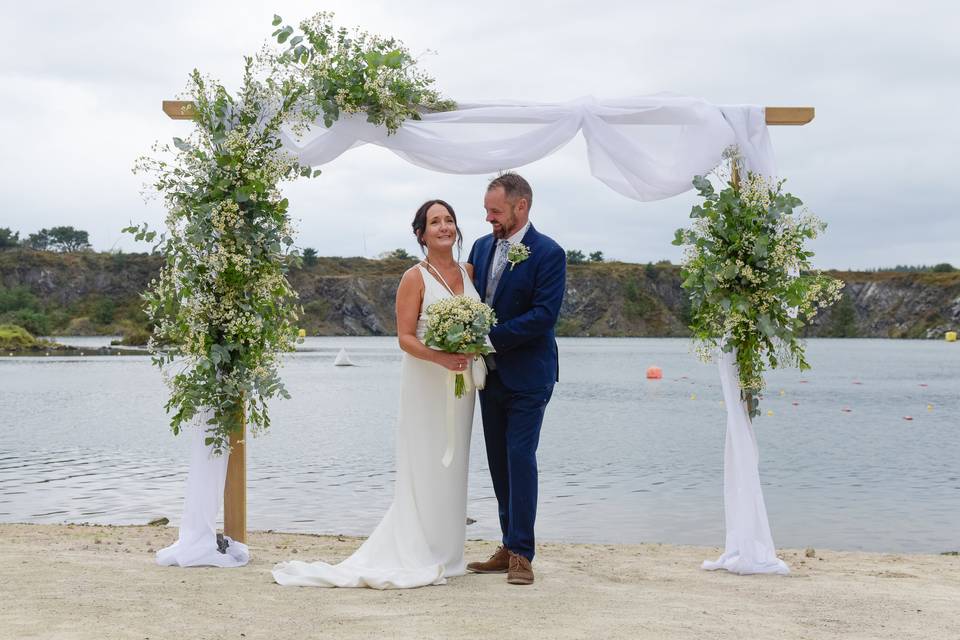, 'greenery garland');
672,148,844,417
128,12,453,452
